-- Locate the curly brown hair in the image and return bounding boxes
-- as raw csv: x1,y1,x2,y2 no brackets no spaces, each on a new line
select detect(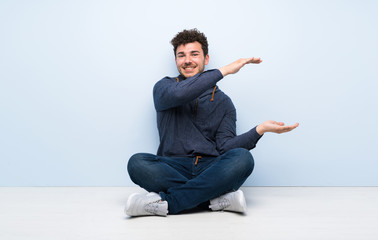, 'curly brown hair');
170,29,208,57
